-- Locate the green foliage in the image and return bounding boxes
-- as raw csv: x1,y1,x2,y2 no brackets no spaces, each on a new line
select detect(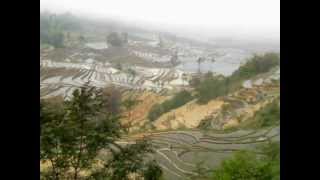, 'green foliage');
90,139,163,180
248,100,280,128
194,53,280,104
107,139,153,179
142,160,163,180
189,76,201,87
148,90,193,121
40,86,122,179
231,53,280,81
122,98,140,111
101,86,122,115
148,103,165,122
211,142,280,180
196,75,229,104
41,86,162,179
